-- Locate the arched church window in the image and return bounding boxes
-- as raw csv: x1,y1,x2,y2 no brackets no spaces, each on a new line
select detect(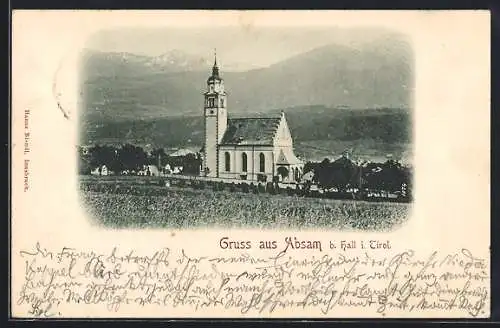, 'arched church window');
225,152,231,172
220,98,225,107
242,153,247,172
259,153,265,172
